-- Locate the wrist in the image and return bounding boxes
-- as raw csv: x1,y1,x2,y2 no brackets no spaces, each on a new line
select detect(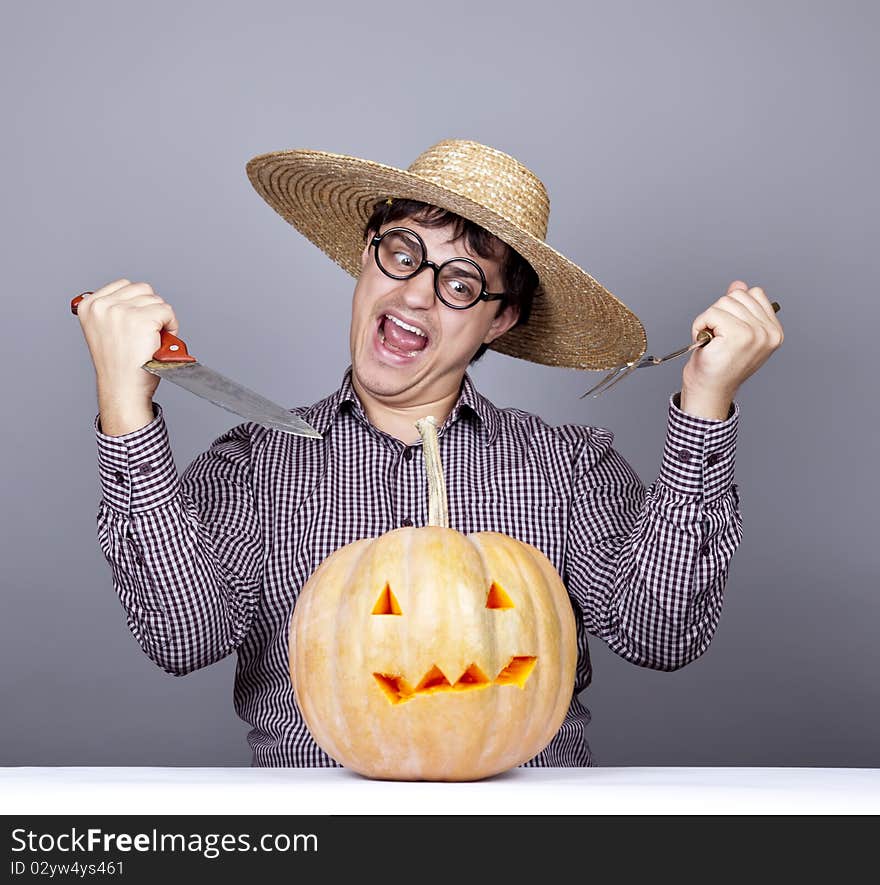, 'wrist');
97,377,154,406
97,388,156,436
678,387,734,420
